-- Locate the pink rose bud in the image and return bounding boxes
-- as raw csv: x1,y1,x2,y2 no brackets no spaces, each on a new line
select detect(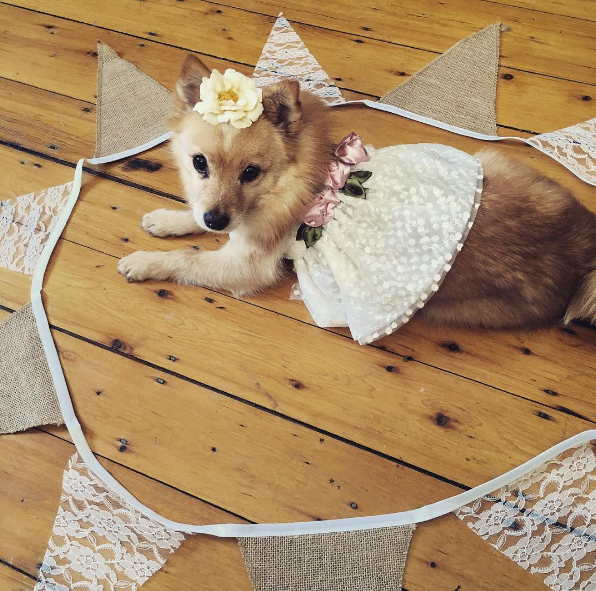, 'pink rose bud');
303,187,341,227
327,159,351,190
335,132,370,165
